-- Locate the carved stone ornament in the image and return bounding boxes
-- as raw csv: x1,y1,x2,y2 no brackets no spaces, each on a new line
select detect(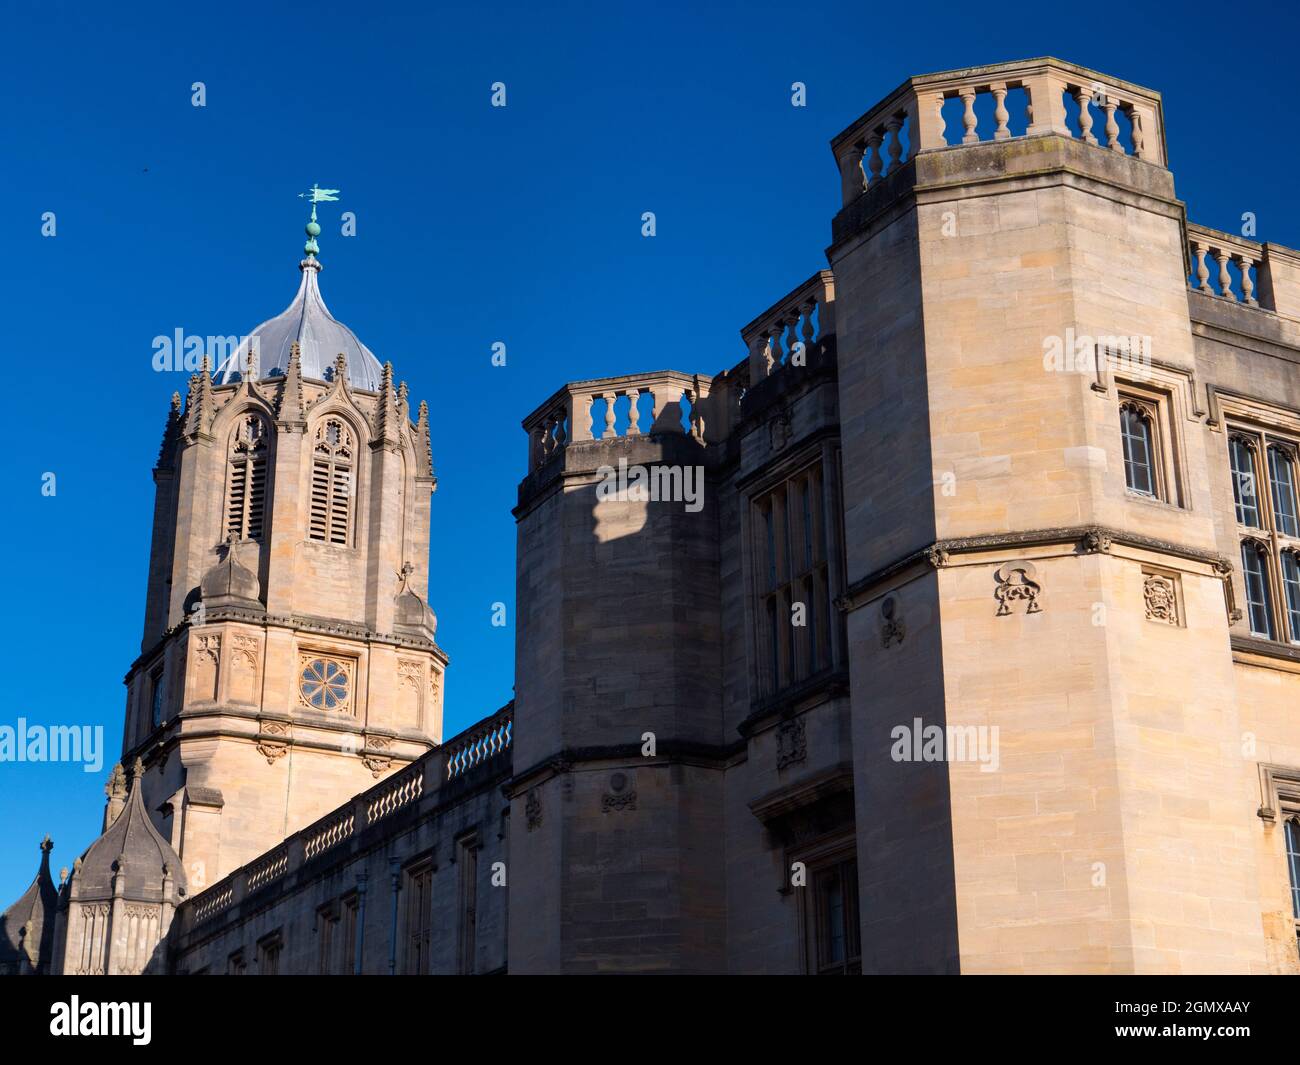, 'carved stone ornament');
525,789,542,831
601,771,637,812
926,545,950,568
776,716,807,770
1081,528,1112,554
361,754,392,778
1143,574,1178,625
769,412,791,453
880,596,905,648
994,560,1043,616
257,720,290,764
361,734,393,778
